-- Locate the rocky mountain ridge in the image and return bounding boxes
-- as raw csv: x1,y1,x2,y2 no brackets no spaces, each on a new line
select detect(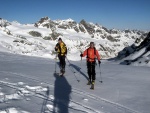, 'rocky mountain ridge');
0,17,147,60
117,32,150,66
